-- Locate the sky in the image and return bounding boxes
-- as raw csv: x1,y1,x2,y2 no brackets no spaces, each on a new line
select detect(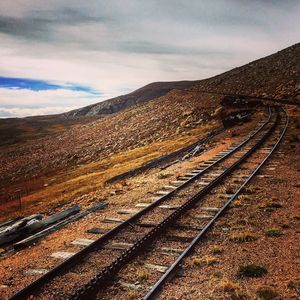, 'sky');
0,1,299,118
